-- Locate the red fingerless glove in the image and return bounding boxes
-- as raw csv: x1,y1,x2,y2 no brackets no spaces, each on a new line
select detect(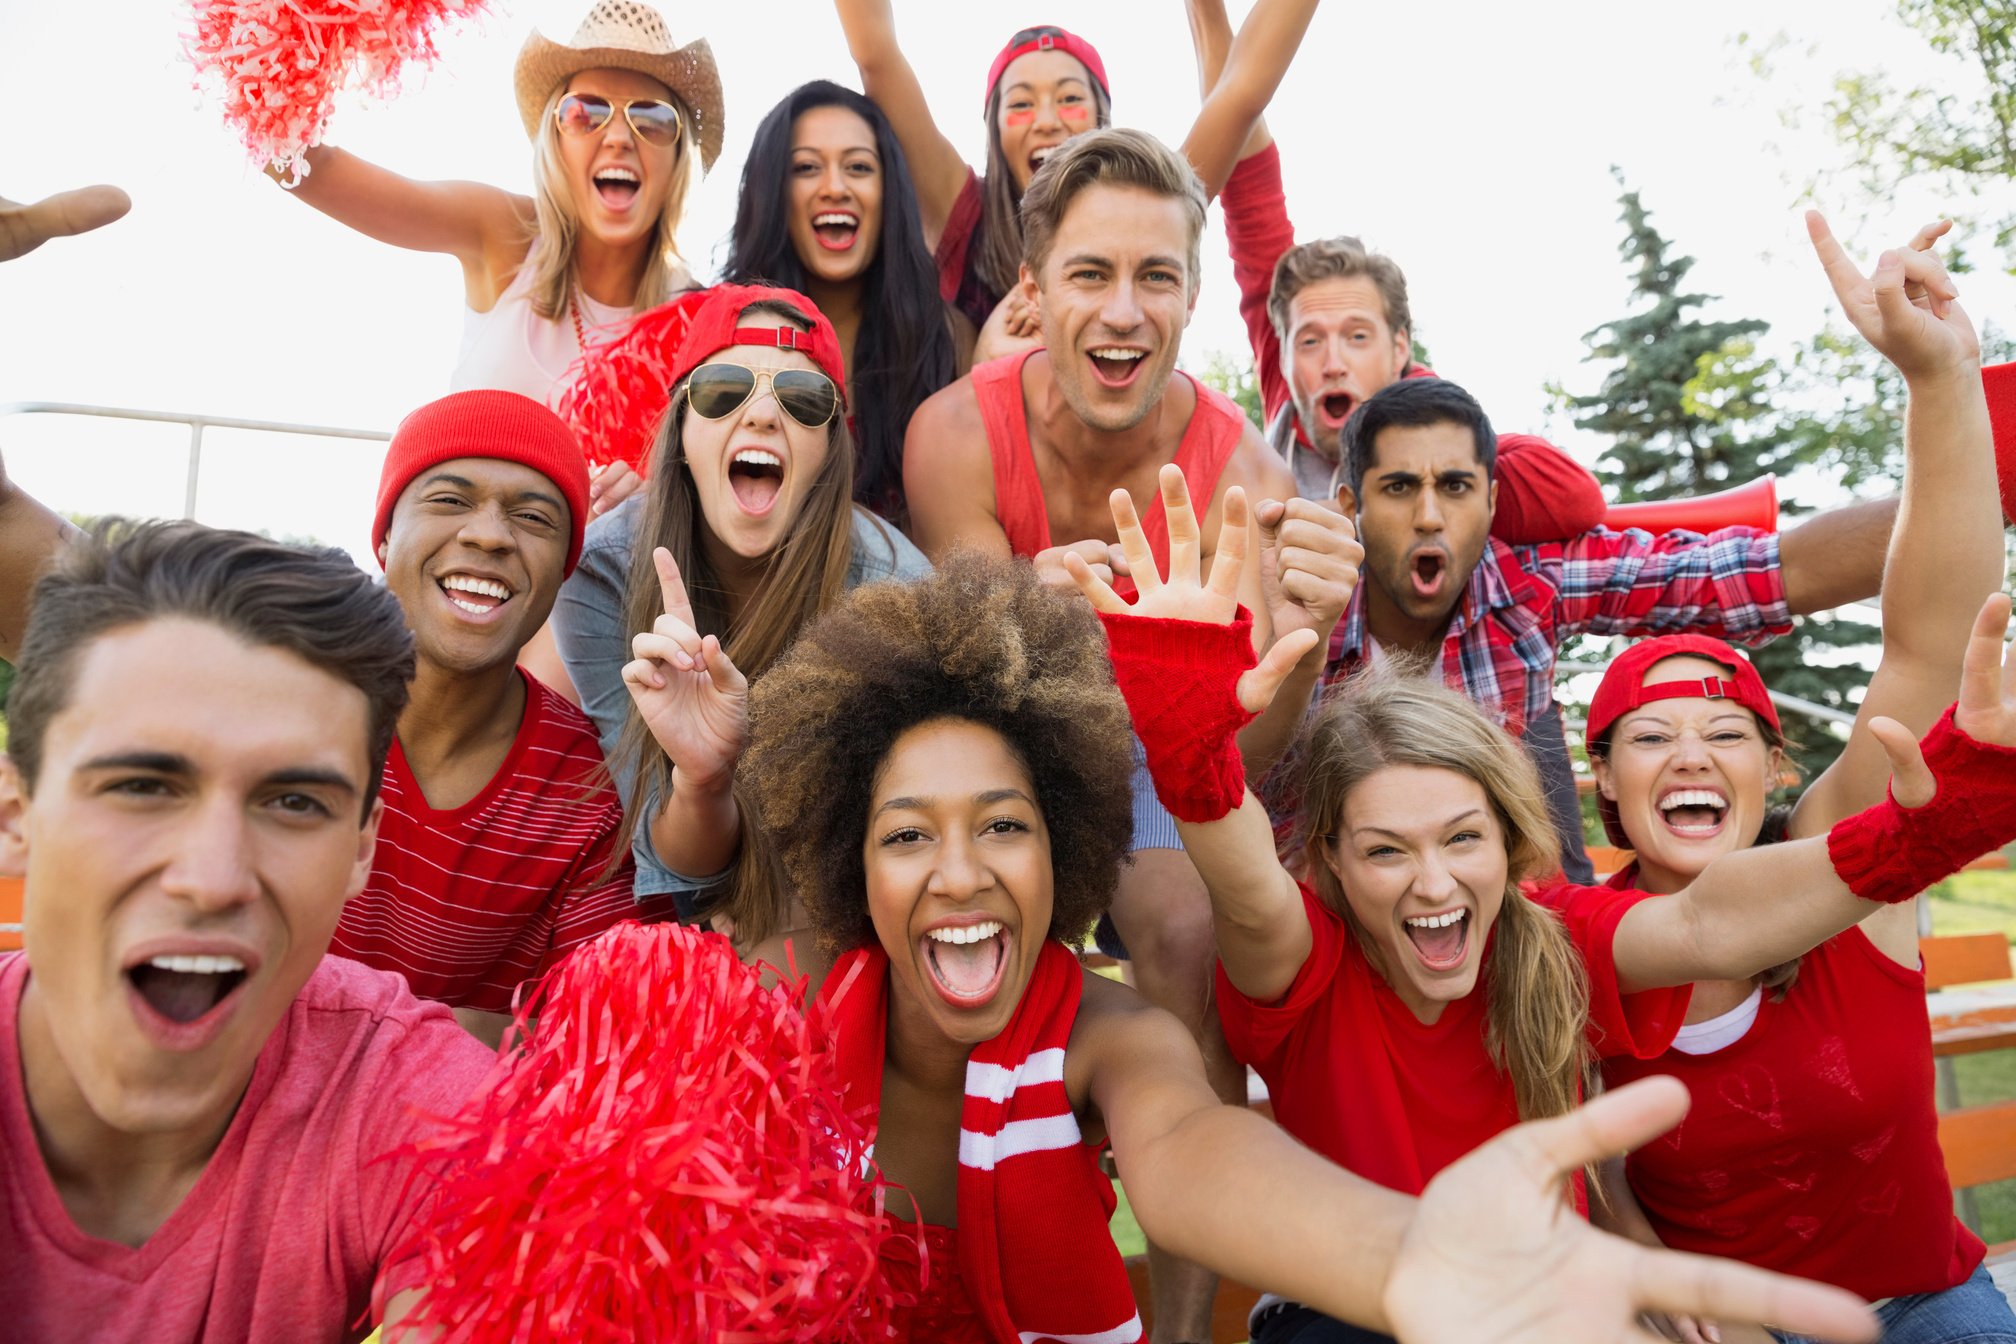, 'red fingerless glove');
1099,607,1257,823
1827,704,2016,903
